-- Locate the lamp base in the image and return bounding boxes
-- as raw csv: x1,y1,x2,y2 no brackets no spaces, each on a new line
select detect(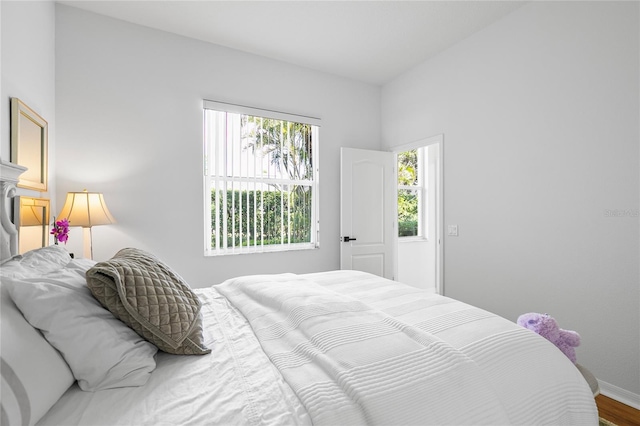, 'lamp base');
83,227,93,260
